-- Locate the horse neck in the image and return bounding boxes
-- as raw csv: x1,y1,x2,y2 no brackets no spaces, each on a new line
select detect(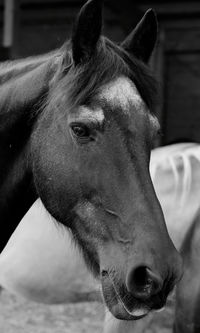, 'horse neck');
0,53,61,250
0,50,59,84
